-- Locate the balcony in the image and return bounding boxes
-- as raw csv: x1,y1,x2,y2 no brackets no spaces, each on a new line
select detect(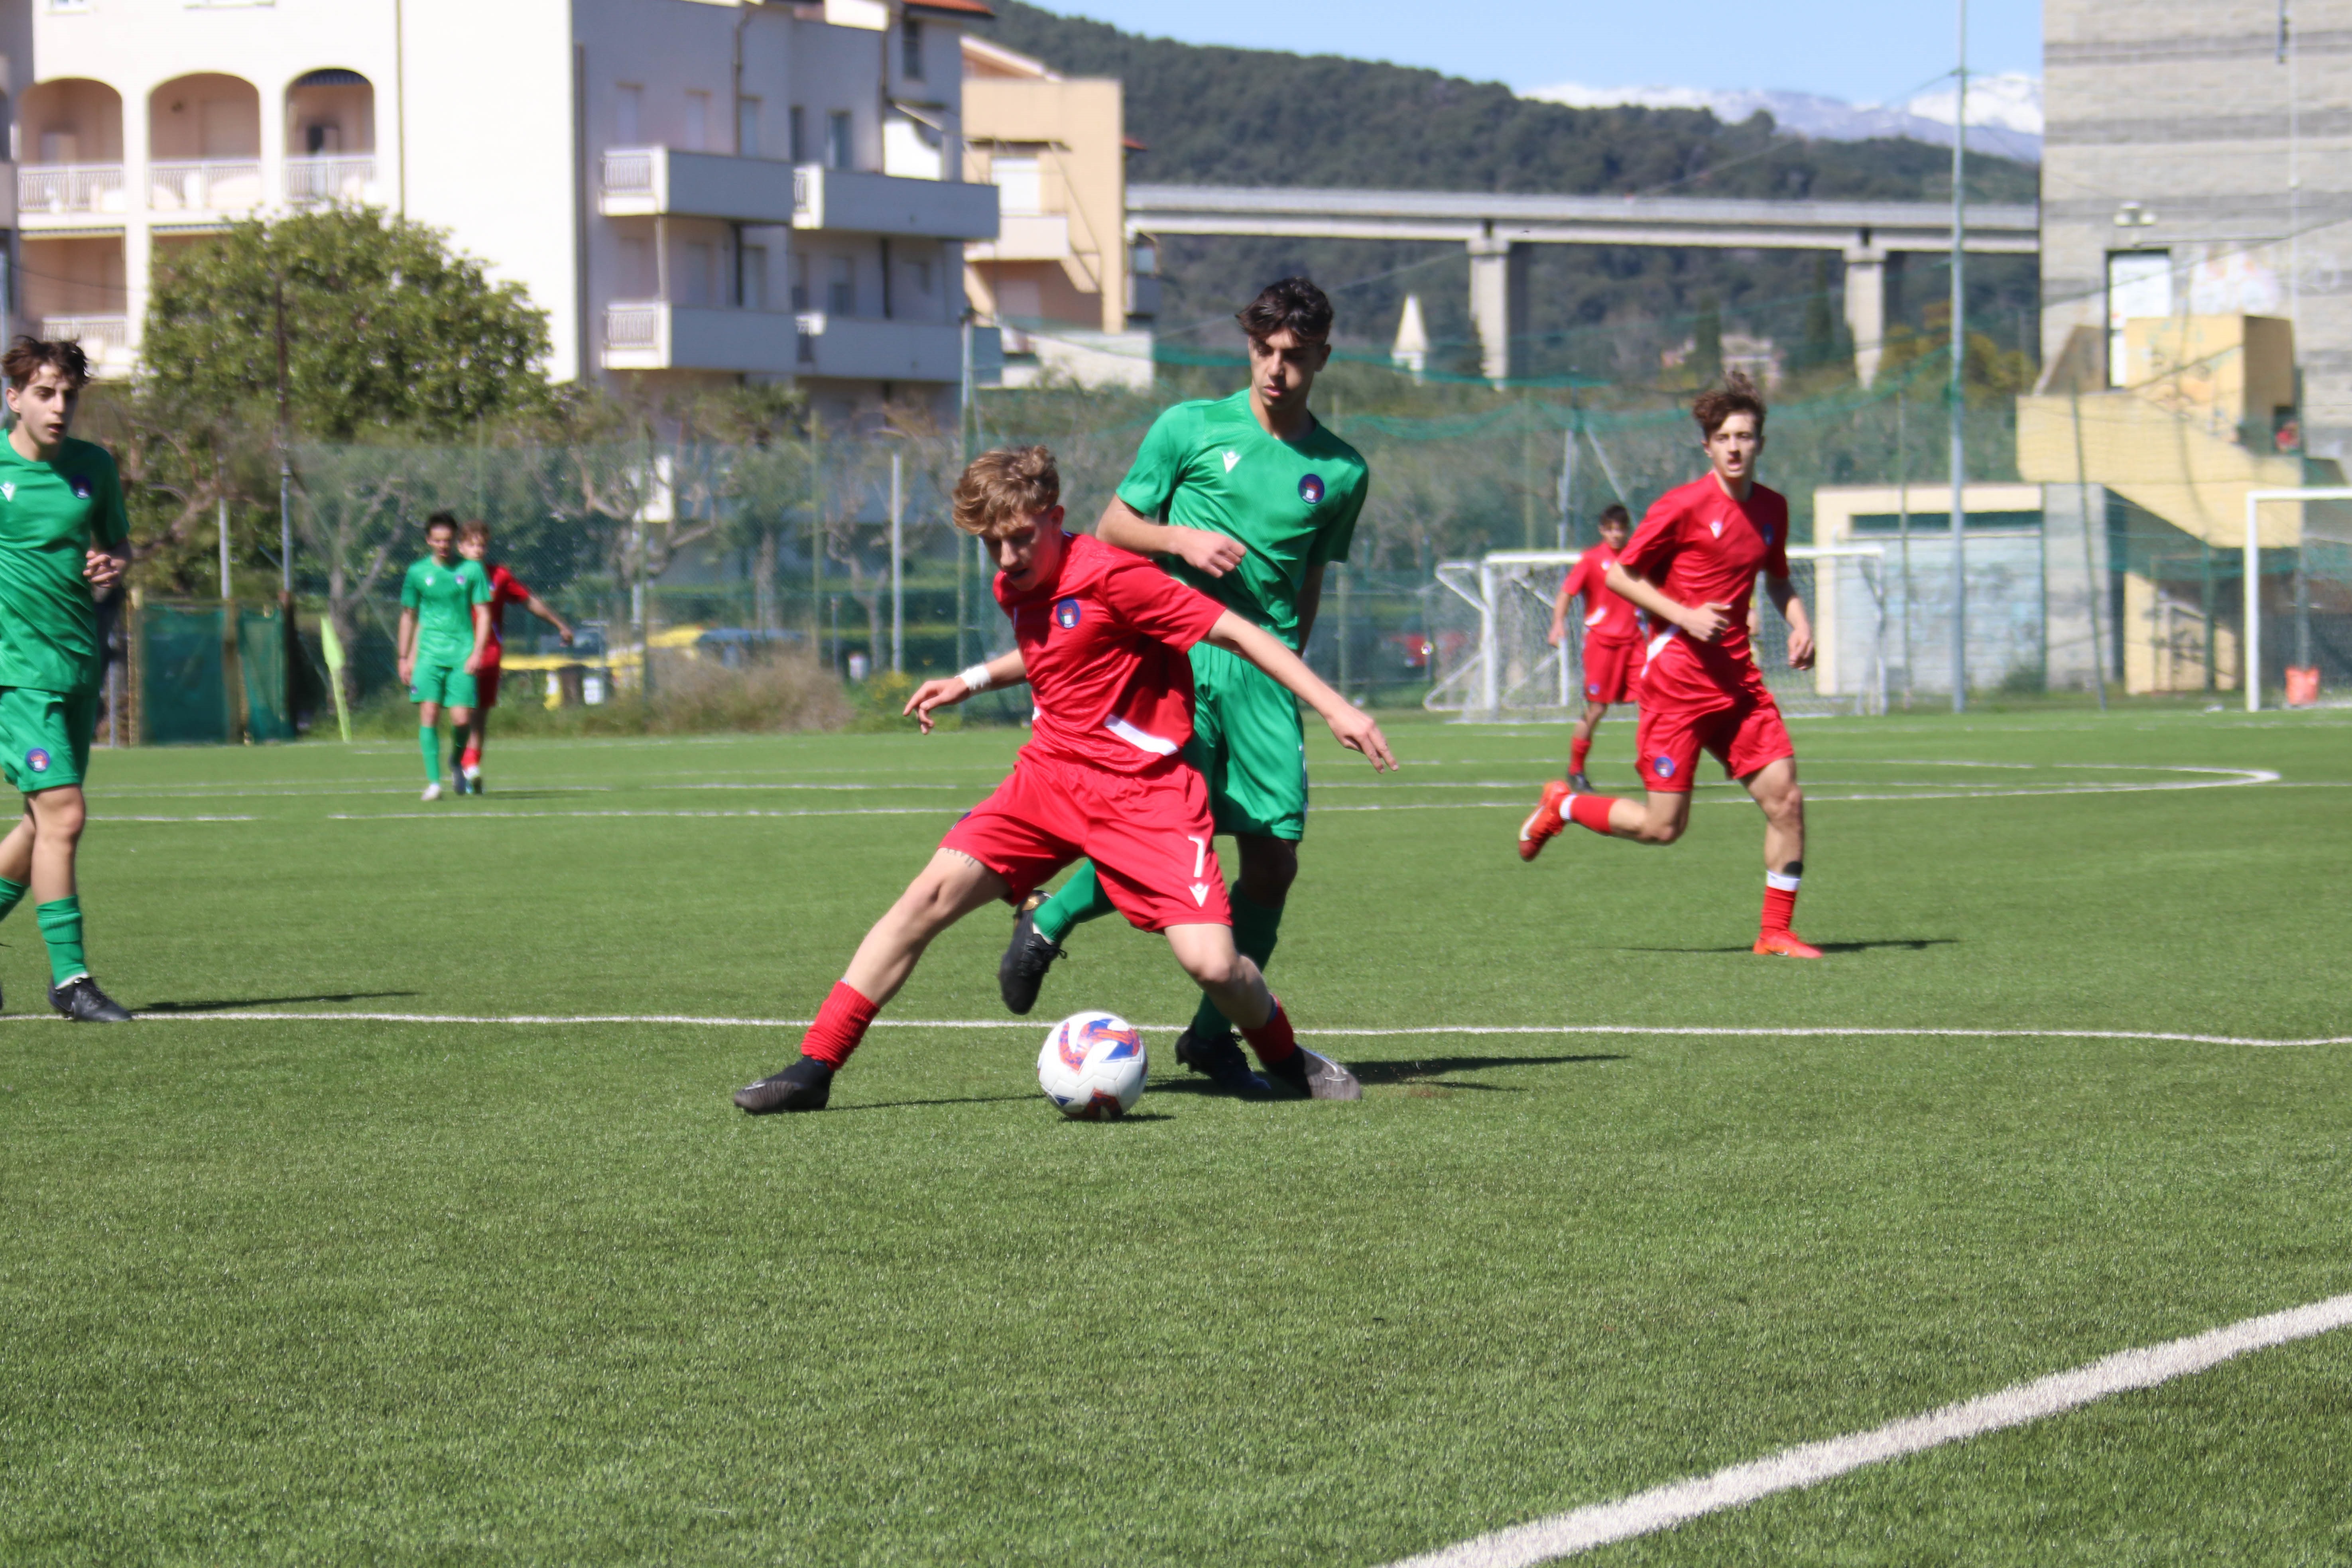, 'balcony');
964,212,1071,263
41,316,134,376
600,301,962,382
285,154,379,206
598,147,797,224
149,159,263,216
791,313,963,382
791,165,996,241
20,163,126,222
